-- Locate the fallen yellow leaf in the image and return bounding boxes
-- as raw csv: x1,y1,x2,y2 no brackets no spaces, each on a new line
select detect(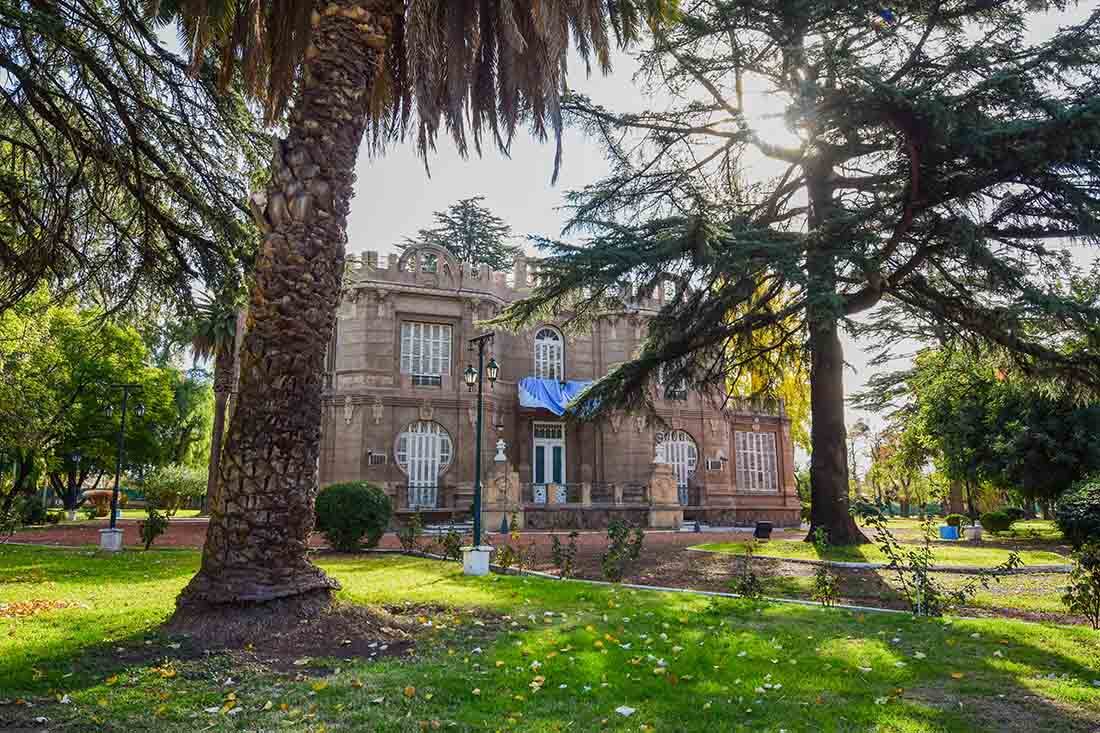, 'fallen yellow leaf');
404,686,416,698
